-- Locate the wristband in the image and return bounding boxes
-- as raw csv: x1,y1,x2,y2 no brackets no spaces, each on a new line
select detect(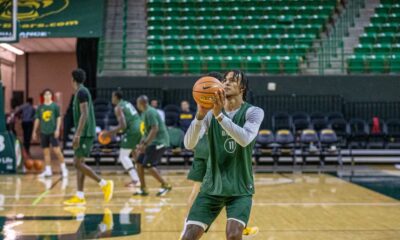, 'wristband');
216,112,224,122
